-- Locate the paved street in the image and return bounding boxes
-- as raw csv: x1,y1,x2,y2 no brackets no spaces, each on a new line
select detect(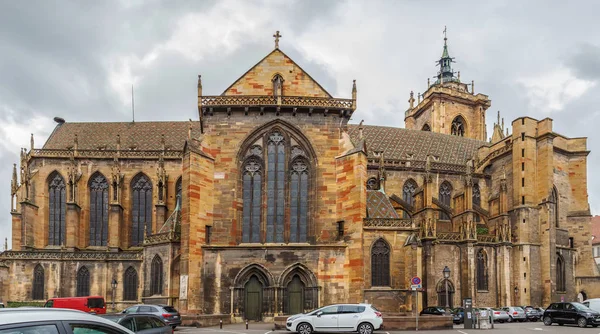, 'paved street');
176,321,600,334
